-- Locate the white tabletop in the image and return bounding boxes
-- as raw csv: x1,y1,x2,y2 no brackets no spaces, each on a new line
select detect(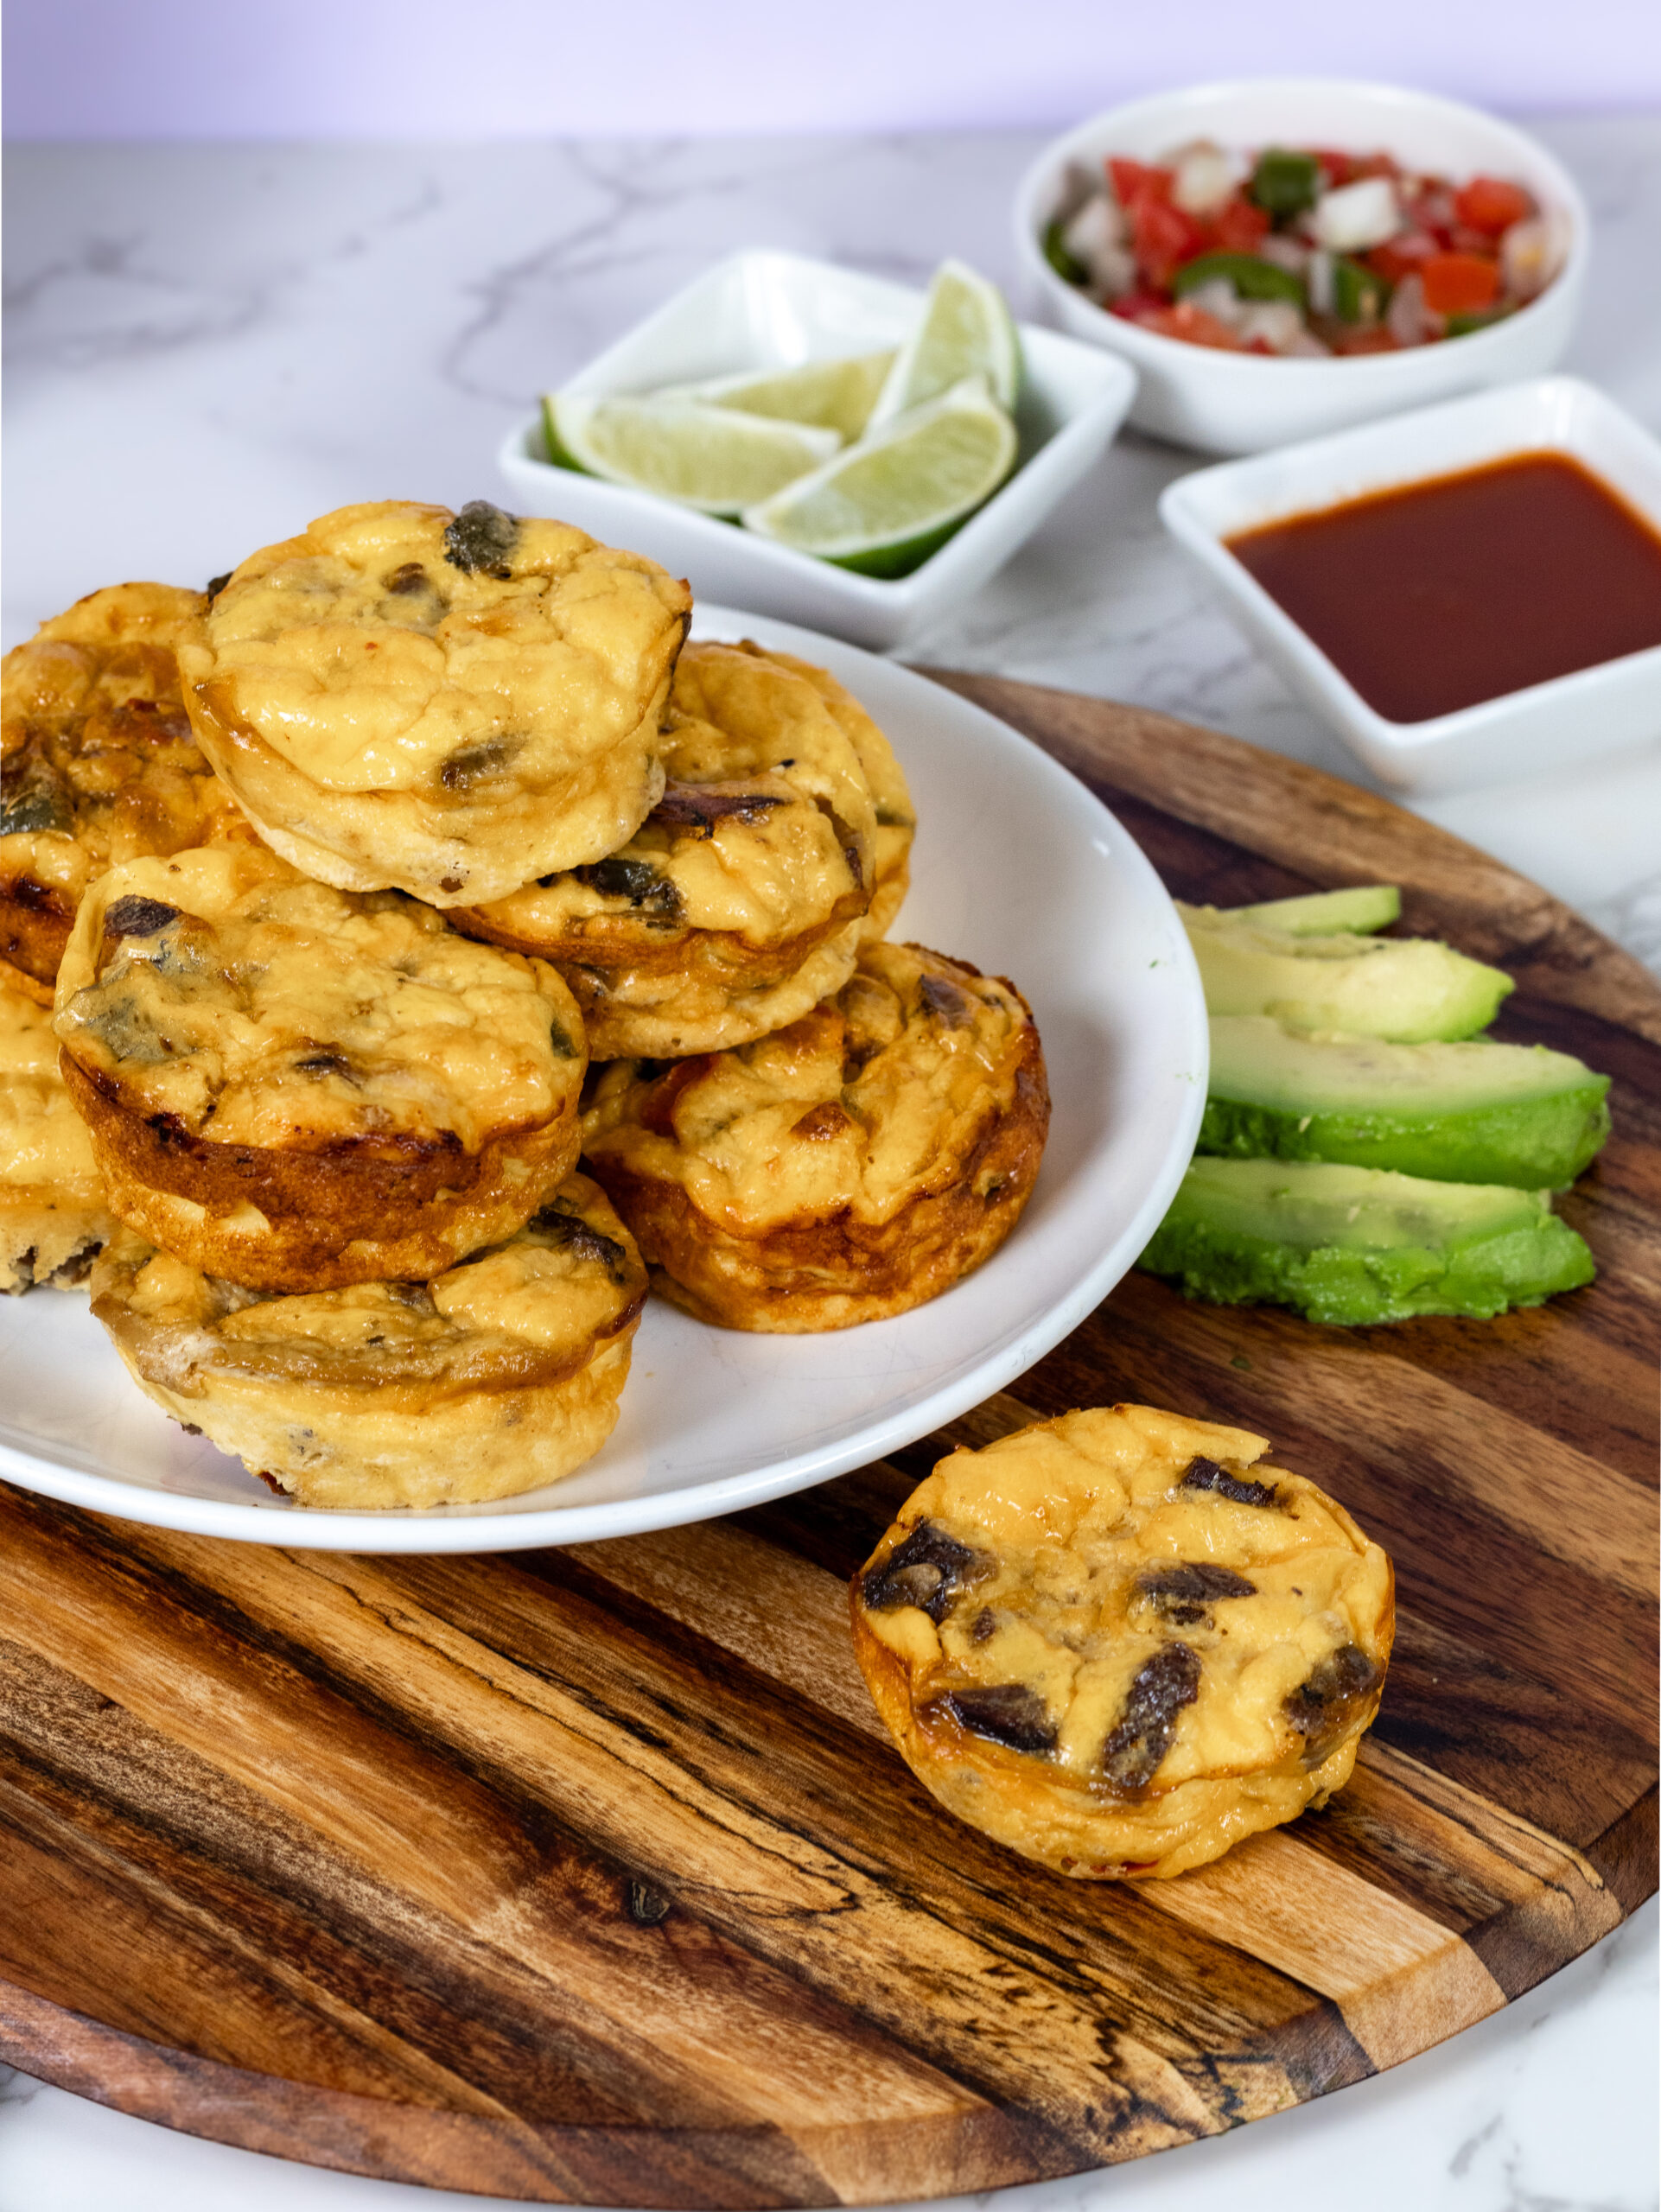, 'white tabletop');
1,122,1657,2212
